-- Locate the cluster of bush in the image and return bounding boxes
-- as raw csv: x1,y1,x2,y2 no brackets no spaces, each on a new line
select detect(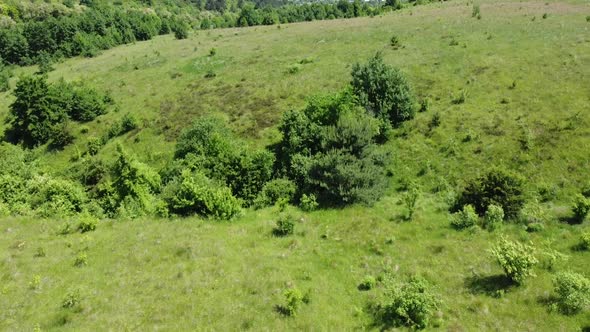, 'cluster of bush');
5,75,112,148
